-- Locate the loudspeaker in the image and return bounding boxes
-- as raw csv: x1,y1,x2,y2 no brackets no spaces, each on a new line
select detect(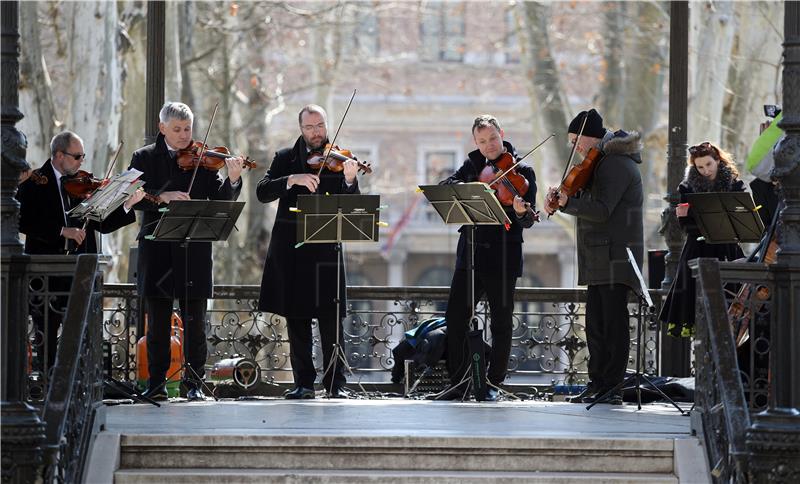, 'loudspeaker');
648,249,666,289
